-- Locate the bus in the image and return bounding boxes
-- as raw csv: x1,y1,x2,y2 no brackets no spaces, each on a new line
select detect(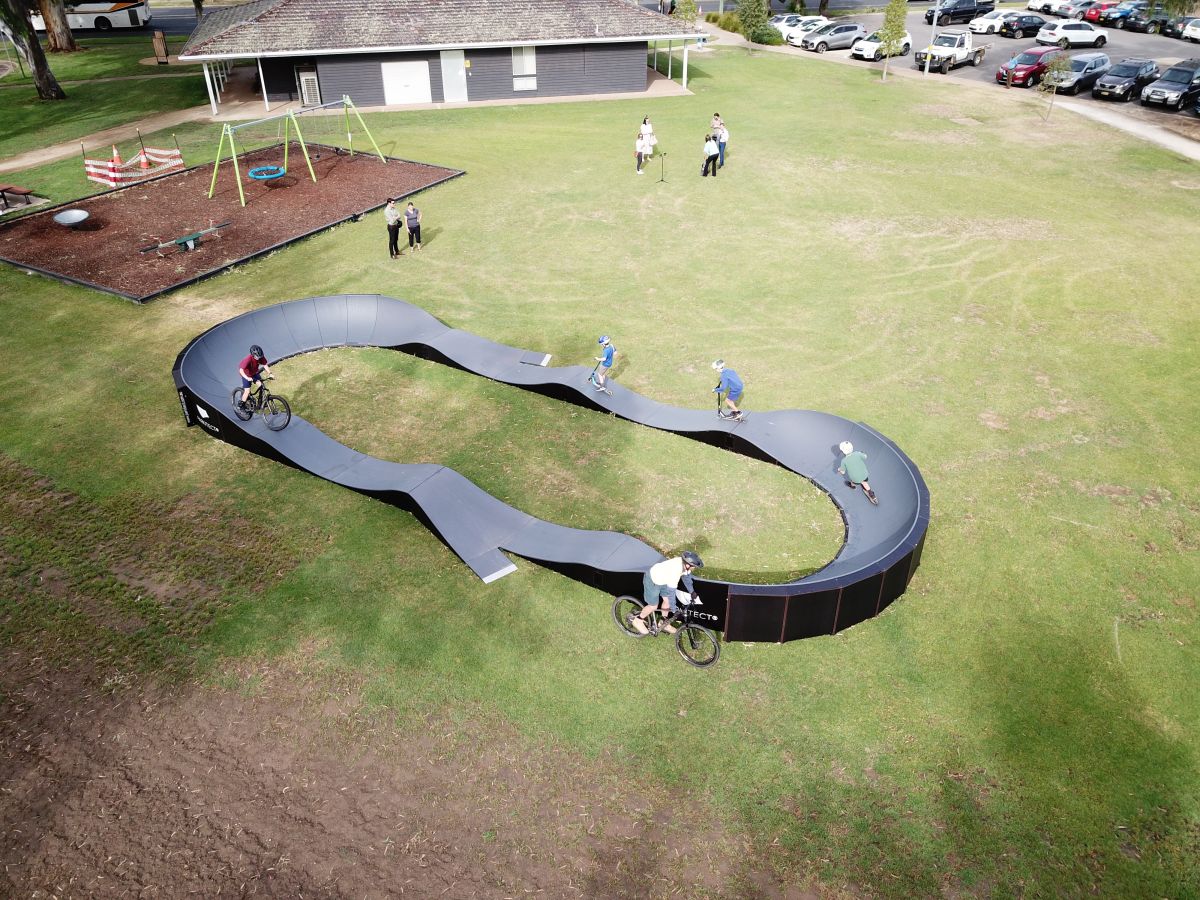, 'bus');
31,1,152,32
